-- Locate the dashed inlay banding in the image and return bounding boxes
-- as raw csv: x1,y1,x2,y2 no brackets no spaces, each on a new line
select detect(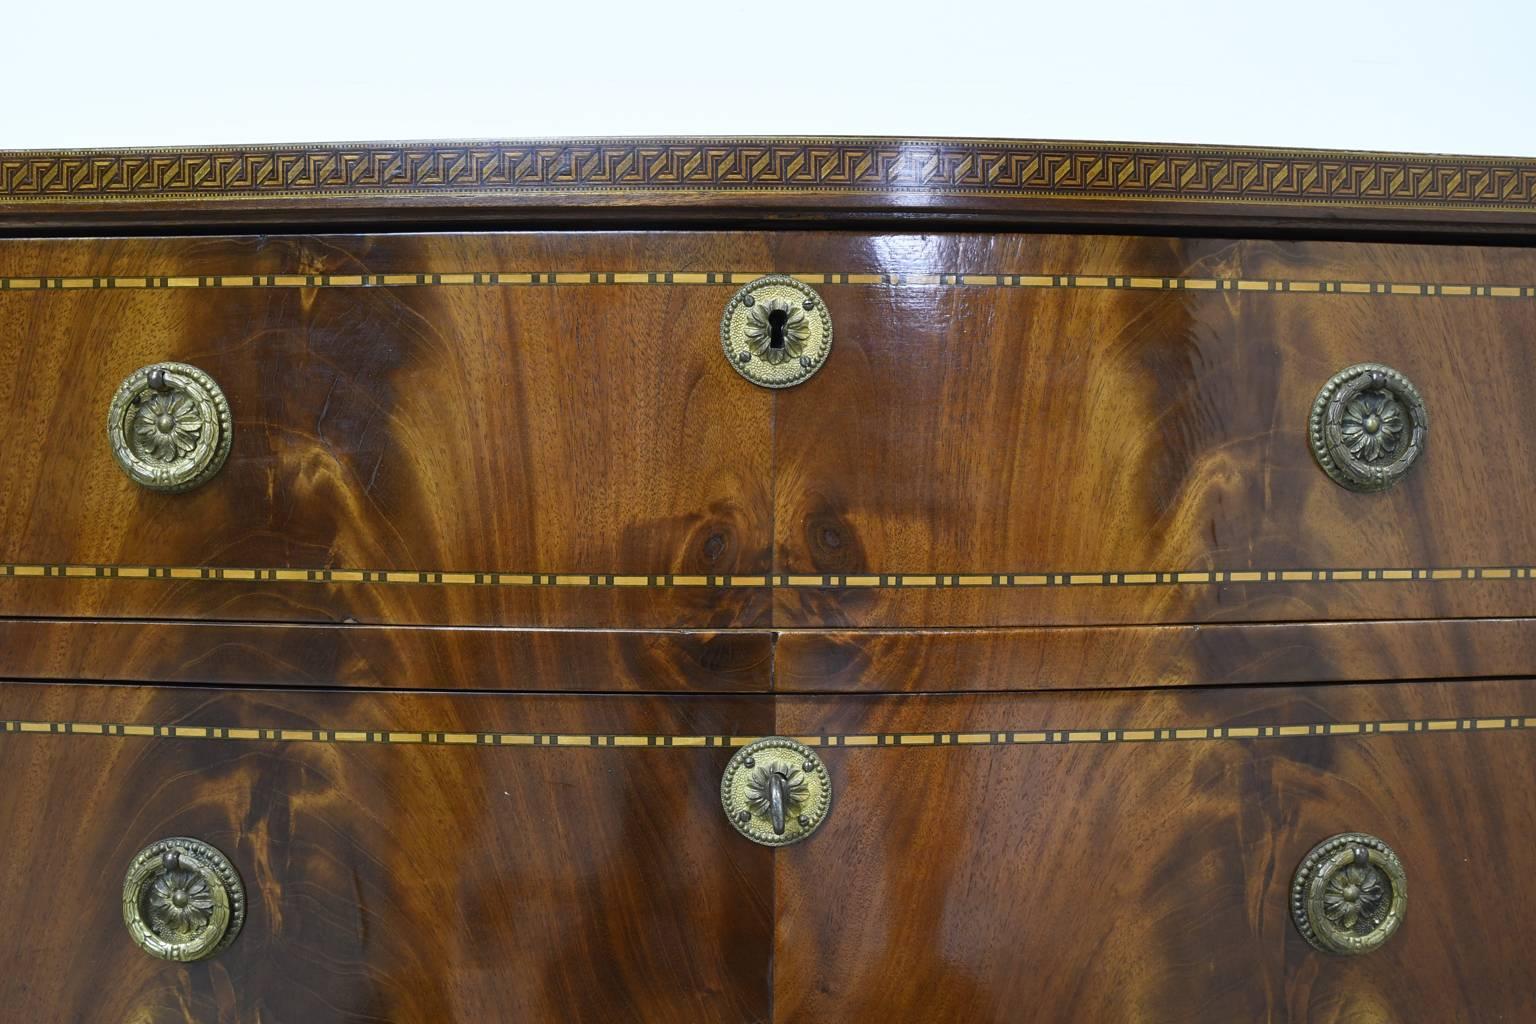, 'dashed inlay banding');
2,715,1530,749
0,562,1532,590
1,270,1535,298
